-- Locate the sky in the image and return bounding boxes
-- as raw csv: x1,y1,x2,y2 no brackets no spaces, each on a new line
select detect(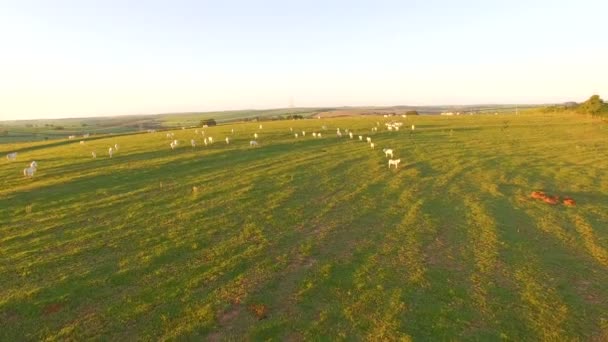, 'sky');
0,0,607,120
